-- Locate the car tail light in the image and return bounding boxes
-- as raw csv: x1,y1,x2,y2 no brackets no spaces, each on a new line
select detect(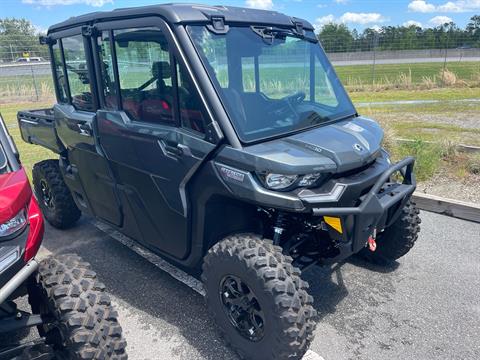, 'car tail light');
24,195,44,261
